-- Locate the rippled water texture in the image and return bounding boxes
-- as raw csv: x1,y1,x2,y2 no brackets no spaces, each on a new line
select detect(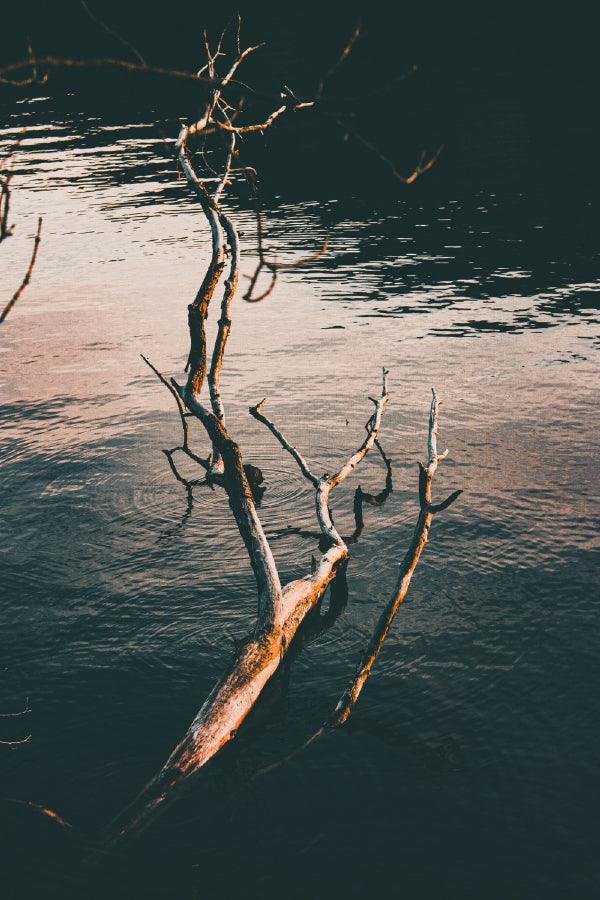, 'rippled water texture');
1,91,599,900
